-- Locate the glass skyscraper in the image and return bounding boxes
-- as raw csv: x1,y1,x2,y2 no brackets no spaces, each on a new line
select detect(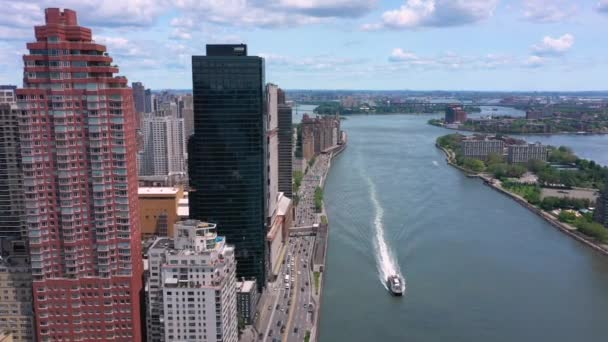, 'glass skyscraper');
189,44,267,288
